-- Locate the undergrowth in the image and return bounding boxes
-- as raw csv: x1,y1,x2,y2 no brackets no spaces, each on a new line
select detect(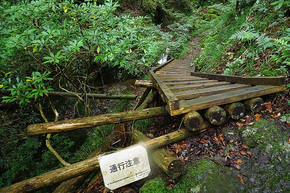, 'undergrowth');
195,0,289,84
